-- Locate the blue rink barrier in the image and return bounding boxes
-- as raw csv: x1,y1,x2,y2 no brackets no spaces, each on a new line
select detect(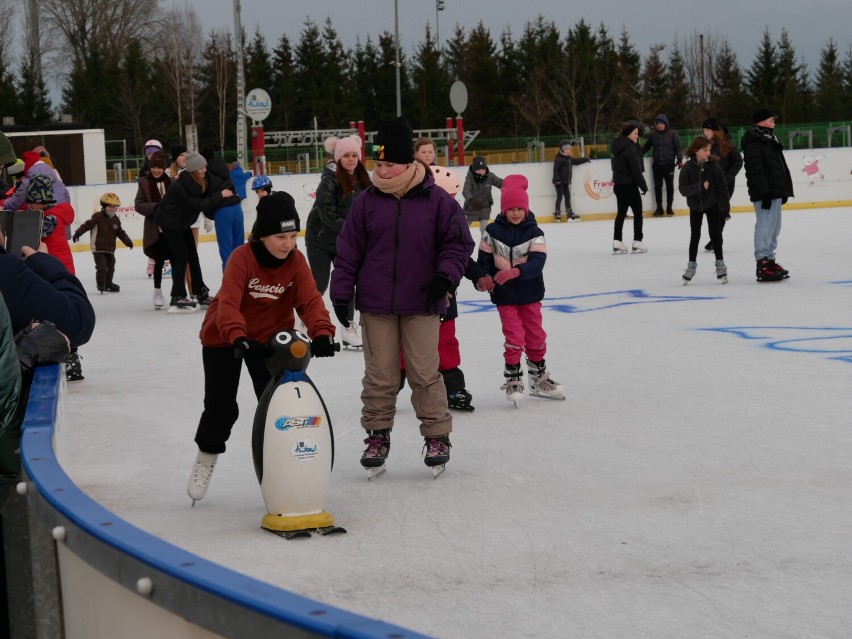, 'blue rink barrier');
17,365,431,639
